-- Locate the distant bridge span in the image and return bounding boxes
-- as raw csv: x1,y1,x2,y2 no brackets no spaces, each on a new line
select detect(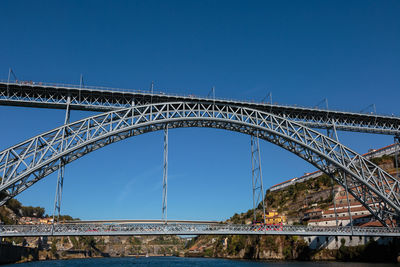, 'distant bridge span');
64,219,220,225
1,81,400,135
0,101,399,226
